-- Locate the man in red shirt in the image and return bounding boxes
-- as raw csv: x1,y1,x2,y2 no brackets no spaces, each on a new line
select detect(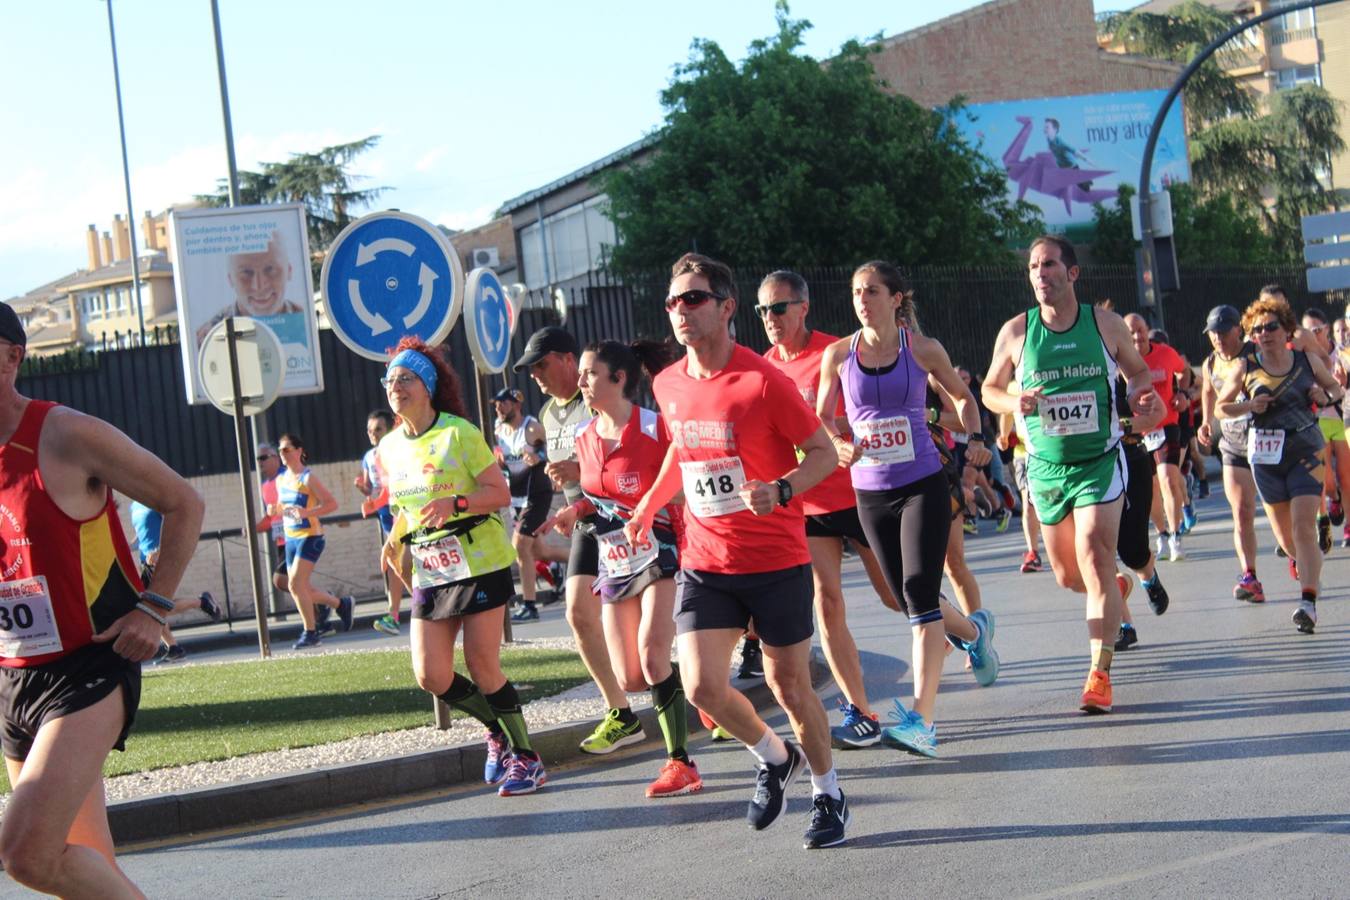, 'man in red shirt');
758,270,899,749
627,253,847,849
1125,314,1189,561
